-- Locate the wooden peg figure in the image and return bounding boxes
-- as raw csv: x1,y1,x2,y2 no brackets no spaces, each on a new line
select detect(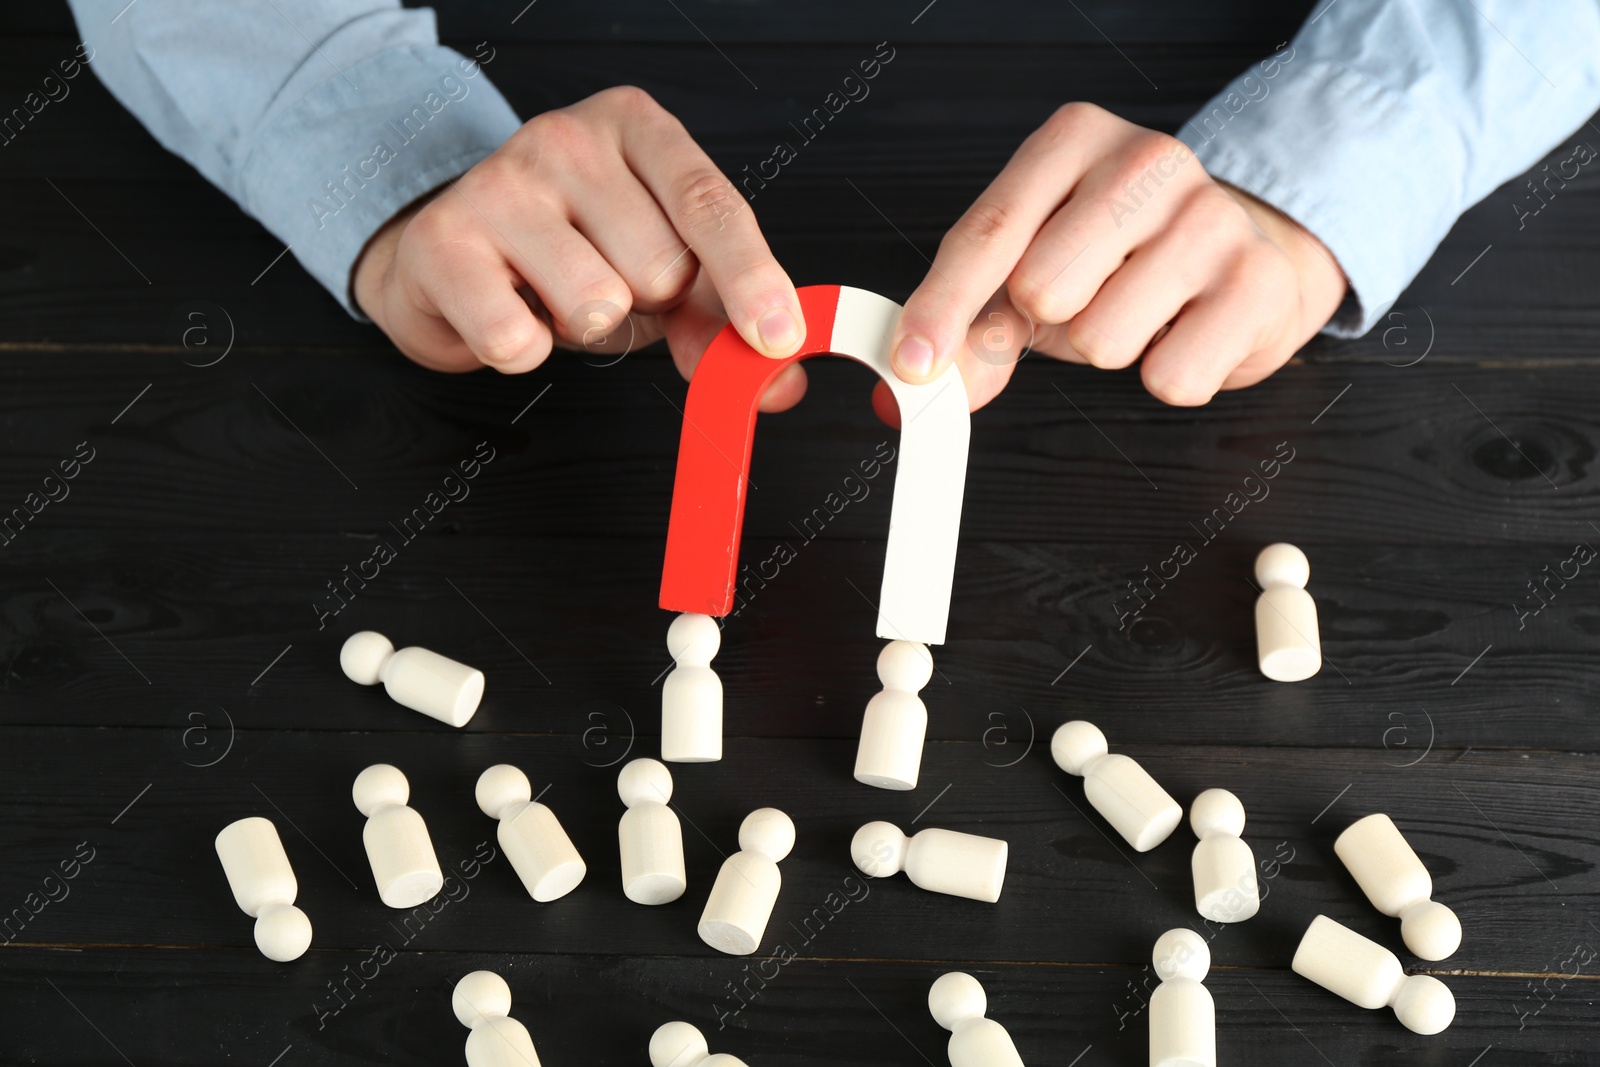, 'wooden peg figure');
340,630,484,727
214,816,312,962
1149,929,1215,1067
353,763,444,908
928,972,1025,1067
1051,720,1182,852
698,808,794,955
453,970,541,1067
854,640,935,791
476,764,586,902
649,1020,750,1067
662,613,723,762
851,821,1008,903
1253,543,1321,682
1335,813,1461,960
618,758,686,905
1292,915,1456,1034
1190,788,1259,923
